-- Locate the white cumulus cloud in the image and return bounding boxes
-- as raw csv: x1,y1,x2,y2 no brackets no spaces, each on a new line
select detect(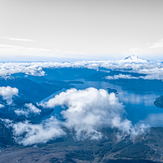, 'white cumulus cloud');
14,110,29,117
25,103,41,114
5,88,149,146
11,117,65,146
0,86,18,105
44,88,148,140
14,103,41,117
